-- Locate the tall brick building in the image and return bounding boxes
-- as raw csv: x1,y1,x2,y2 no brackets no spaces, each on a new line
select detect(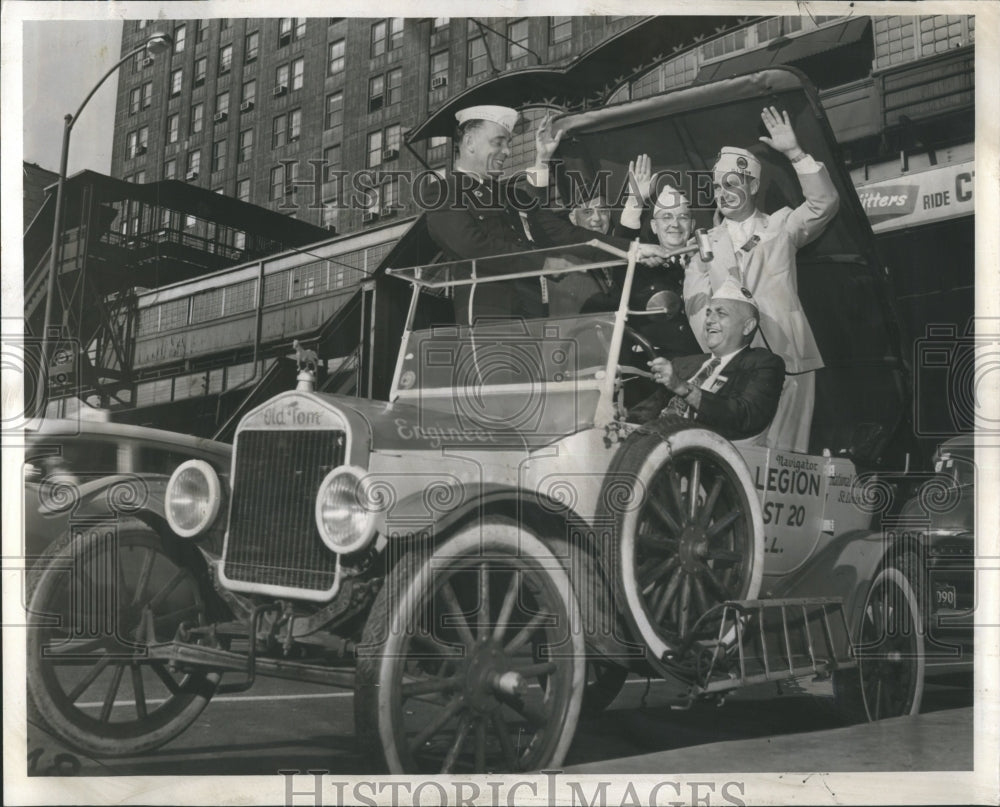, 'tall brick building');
110,16,640,235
